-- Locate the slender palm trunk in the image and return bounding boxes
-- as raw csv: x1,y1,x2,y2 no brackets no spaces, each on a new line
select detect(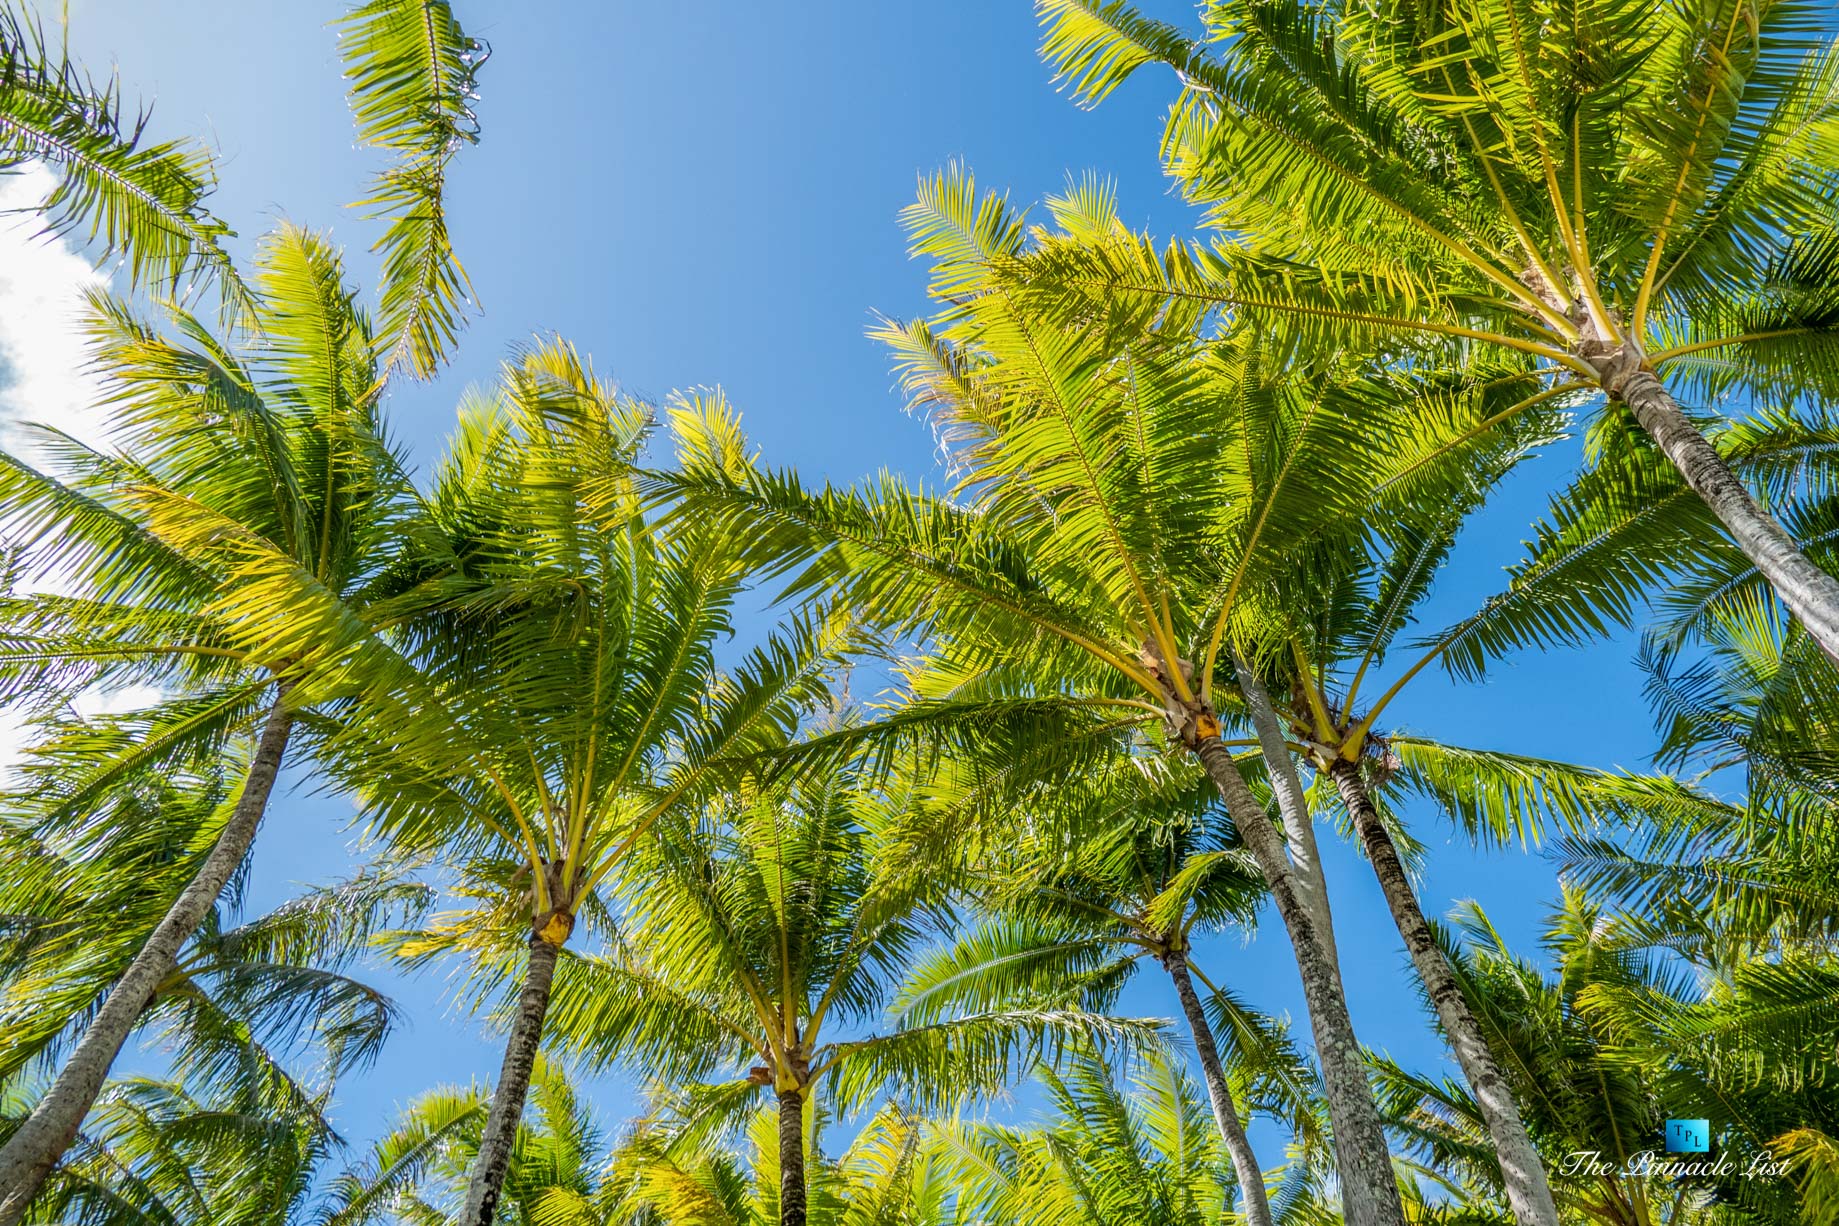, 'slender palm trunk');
0,699,294,1226
1326,759,1559,1226
460,932,561,1226
1619,367,1839,660
1235,658,1339,969
778,1087,806,1226
1192,737,1405,1226
1165,954,1274,1226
